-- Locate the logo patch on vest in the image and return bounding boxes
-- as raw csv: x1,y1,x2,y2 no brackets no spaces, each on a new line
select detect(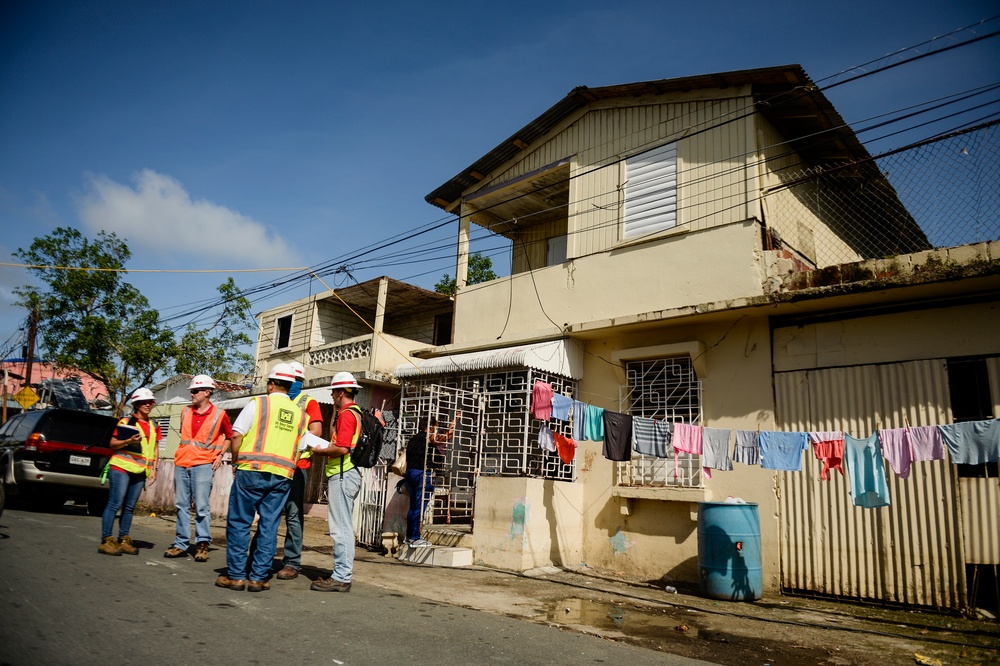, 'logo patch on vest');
277,408,295,432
